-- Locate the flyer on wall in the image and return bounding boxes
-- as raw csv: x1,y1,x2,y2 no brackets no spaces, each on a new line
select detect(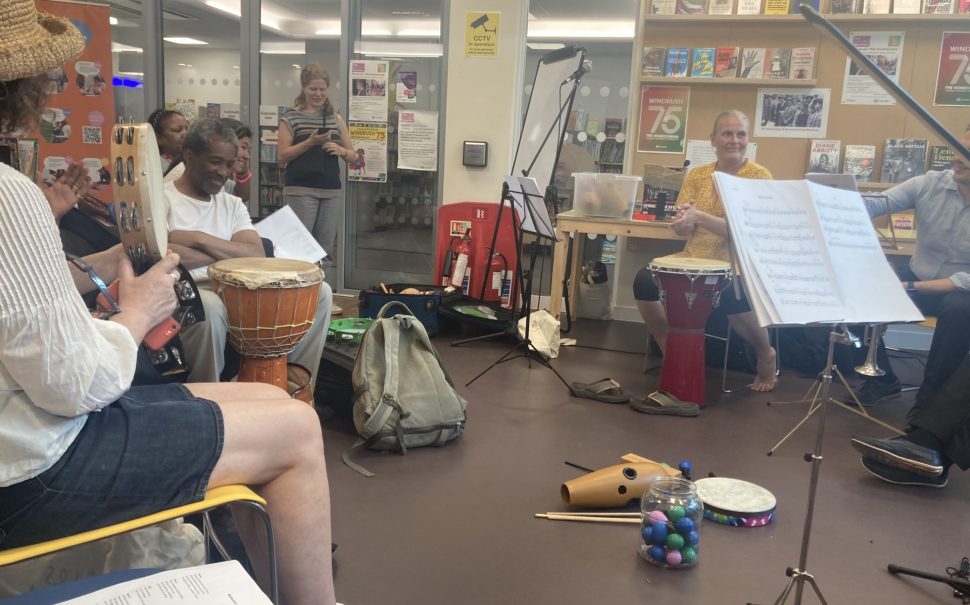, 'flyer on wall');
841,31,905,105
349,60,389,122
30,0,114,203
348,122,388,183
396,71,417,103
754,88,830,138
935,32,970,107
637,86,690,154
397,110,439,172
